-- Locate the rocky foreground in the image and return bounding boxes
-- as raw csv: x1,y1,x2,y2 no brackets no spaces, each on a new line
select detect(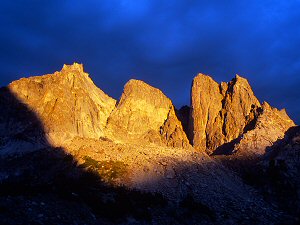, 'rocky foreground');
0,63,298,224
